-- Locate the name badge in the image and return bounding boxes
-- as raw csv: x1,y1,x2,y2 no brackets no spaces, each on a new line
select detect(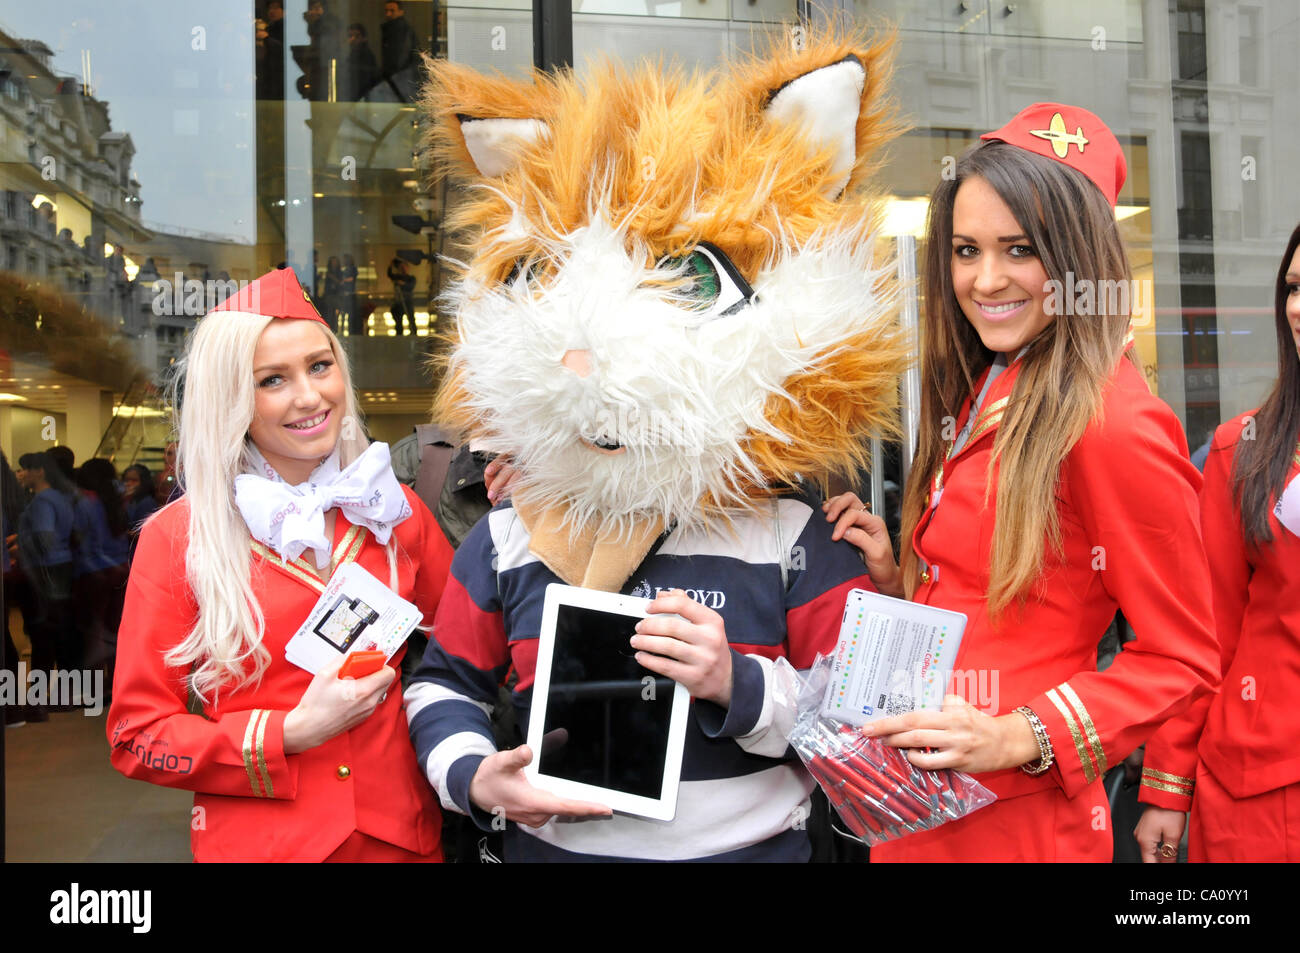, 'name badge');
285,562,422,674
